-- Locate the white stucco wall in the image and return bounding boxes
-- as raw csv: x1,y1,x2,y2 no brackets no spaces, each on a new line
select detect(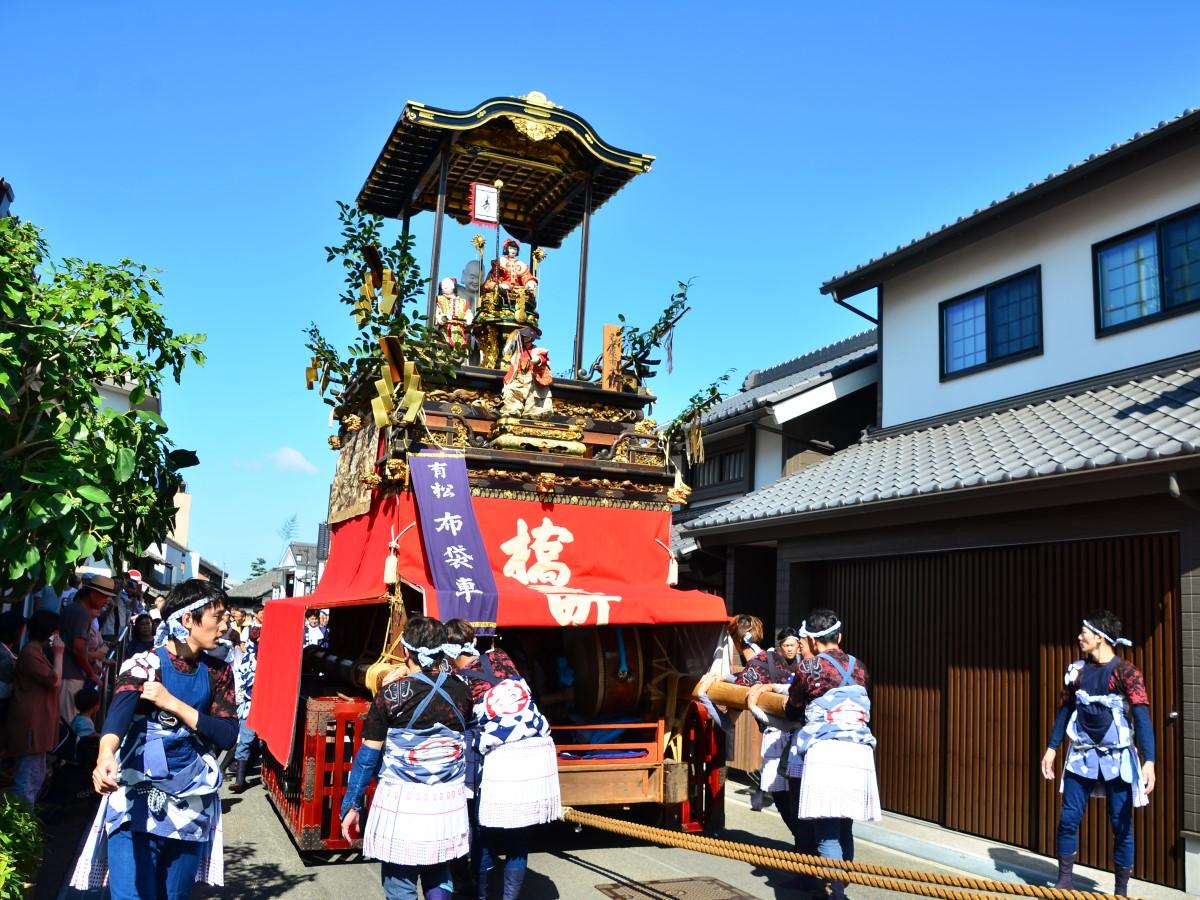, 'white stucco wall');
881,145,1200,427
752,428,783,491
